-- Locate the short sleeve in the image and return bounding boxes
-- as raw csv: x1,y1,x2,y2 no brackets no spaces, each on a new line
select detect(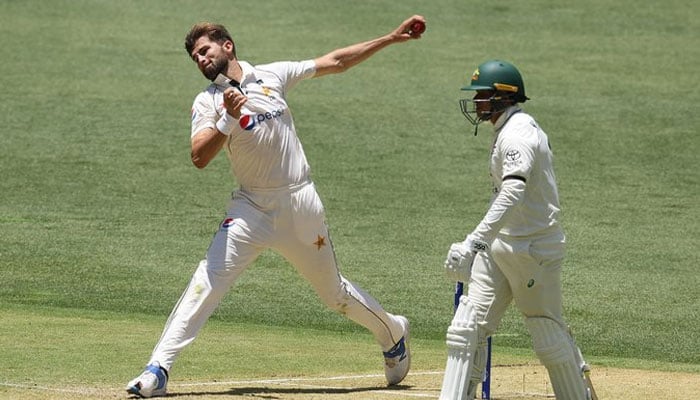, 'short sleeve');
261,60,316,93
190,91,217,138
